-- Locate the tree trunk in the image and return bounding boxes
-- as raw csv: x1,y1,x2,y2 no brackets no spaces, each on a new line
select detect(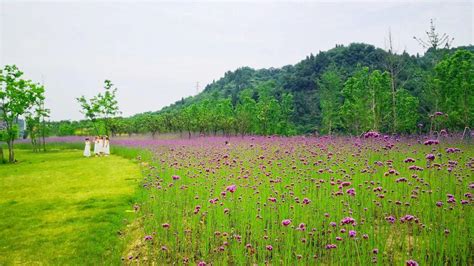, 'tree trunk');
42,120,46,152
372,93,376,130
7,140,14,163
0,146,4,163
390,70,397,132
